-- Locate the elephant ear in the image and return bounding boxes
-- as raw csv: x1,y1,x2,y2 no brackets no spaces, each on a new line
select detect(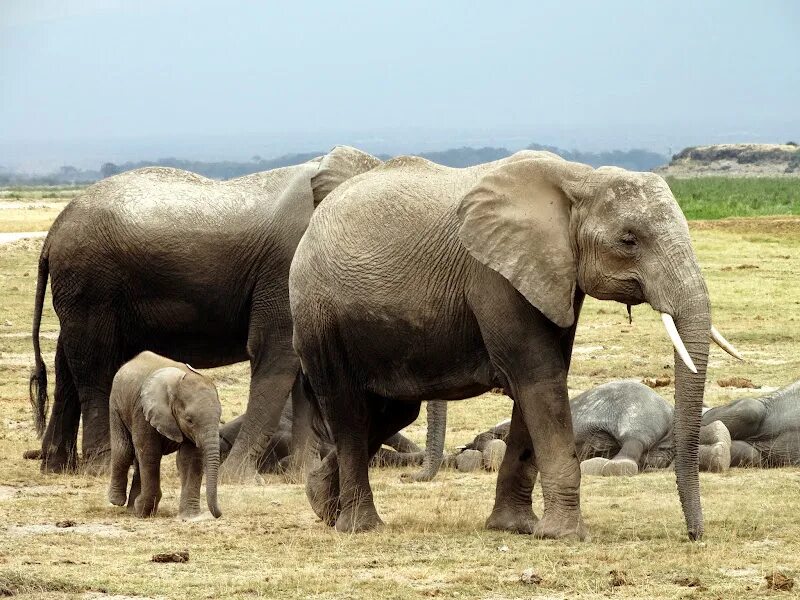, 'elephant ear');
311,146,382,205
140,367,186,443
457,158,591,329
